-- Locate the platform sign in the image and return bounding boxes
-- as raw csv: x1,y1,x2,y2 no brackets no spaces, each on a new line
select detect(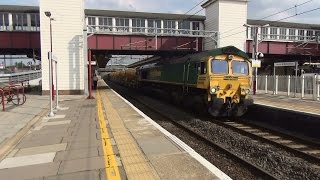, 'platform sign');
251,59,261,68
274,62,296,67
48,52,58,61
